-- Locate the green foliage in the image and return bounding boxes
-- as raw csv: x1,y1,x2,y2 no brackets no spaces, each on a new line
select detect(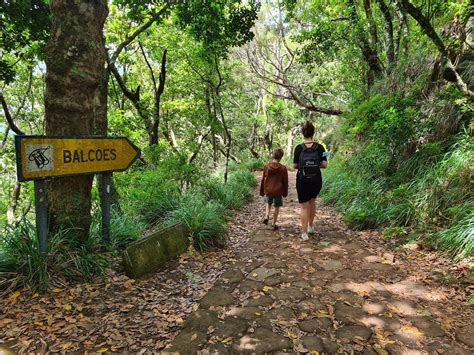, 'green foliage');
0,0,50,82
116,167,181,225
322,90,472,259
89,208,144,250
166,193,228,250
243,158,266,171
176,0,259,54
162,167,256,250
0,219,107,291
200,168,256,209
432,202,473,261
114,161,256,251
